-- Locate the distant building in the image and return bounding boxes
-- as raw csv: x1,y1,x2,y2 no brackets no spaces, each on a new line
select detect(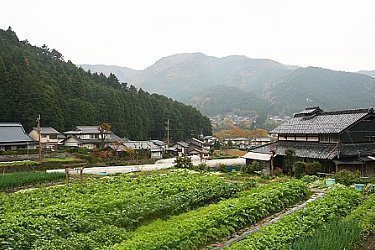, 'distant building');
28,127,64,150
243,107,375,176
63,126,121,149
0,123,35,151
124,140,163,159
